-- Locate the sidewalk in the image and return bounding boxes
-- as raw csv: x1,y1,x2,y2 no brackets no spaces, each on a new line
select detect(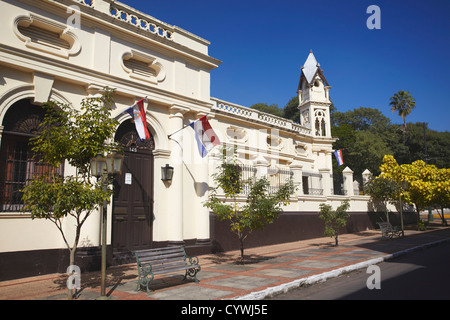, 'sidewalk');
1,224,450,300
